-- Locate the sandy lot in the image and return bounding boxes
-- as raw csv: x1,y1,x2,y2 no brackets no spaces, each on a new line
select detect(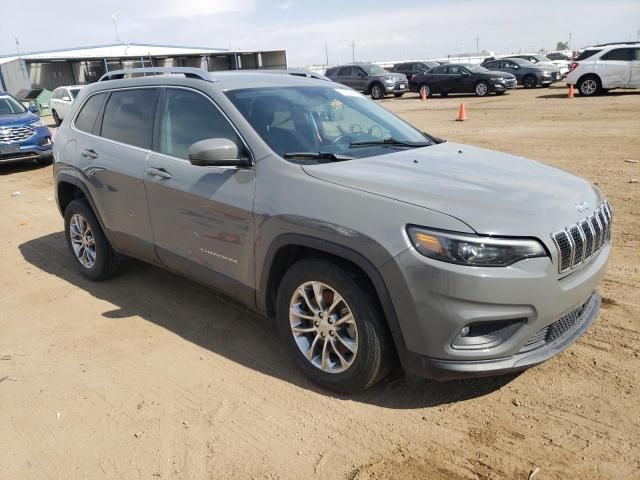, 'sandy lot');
1,85,639,480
